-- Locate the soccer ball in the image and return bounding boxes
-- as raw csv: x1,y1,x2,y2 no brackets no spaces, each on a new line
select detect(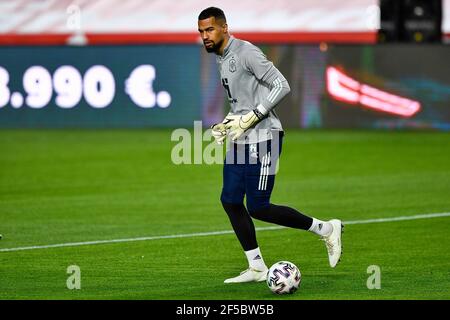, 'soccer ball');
266,261,301,294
